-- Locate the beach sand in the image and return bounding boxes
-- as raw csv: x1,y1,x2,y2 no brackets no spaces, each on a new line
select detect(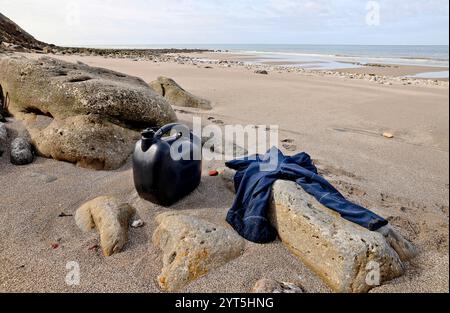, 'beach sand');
0,53,448,293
